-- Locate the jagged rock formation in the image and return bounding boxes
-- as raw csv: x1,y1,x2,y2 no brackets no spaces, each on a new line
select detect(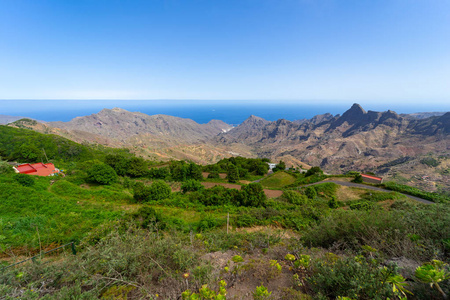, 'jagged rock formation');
214,104,449,191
